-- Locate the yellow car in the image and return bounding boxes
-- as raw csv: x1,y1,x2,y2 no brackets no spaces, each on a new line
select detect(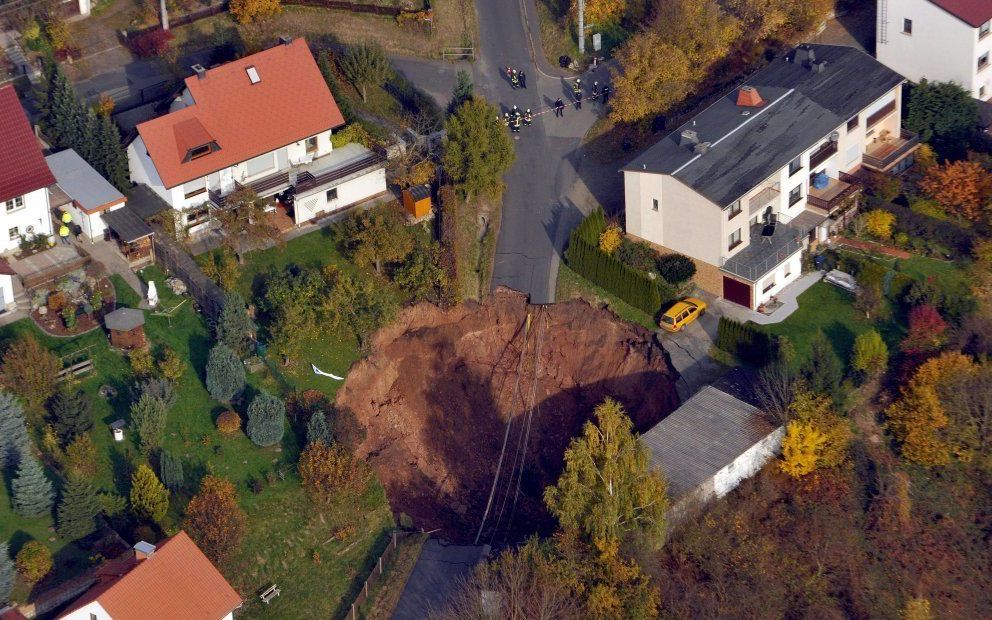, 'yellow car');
659,298,707,332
